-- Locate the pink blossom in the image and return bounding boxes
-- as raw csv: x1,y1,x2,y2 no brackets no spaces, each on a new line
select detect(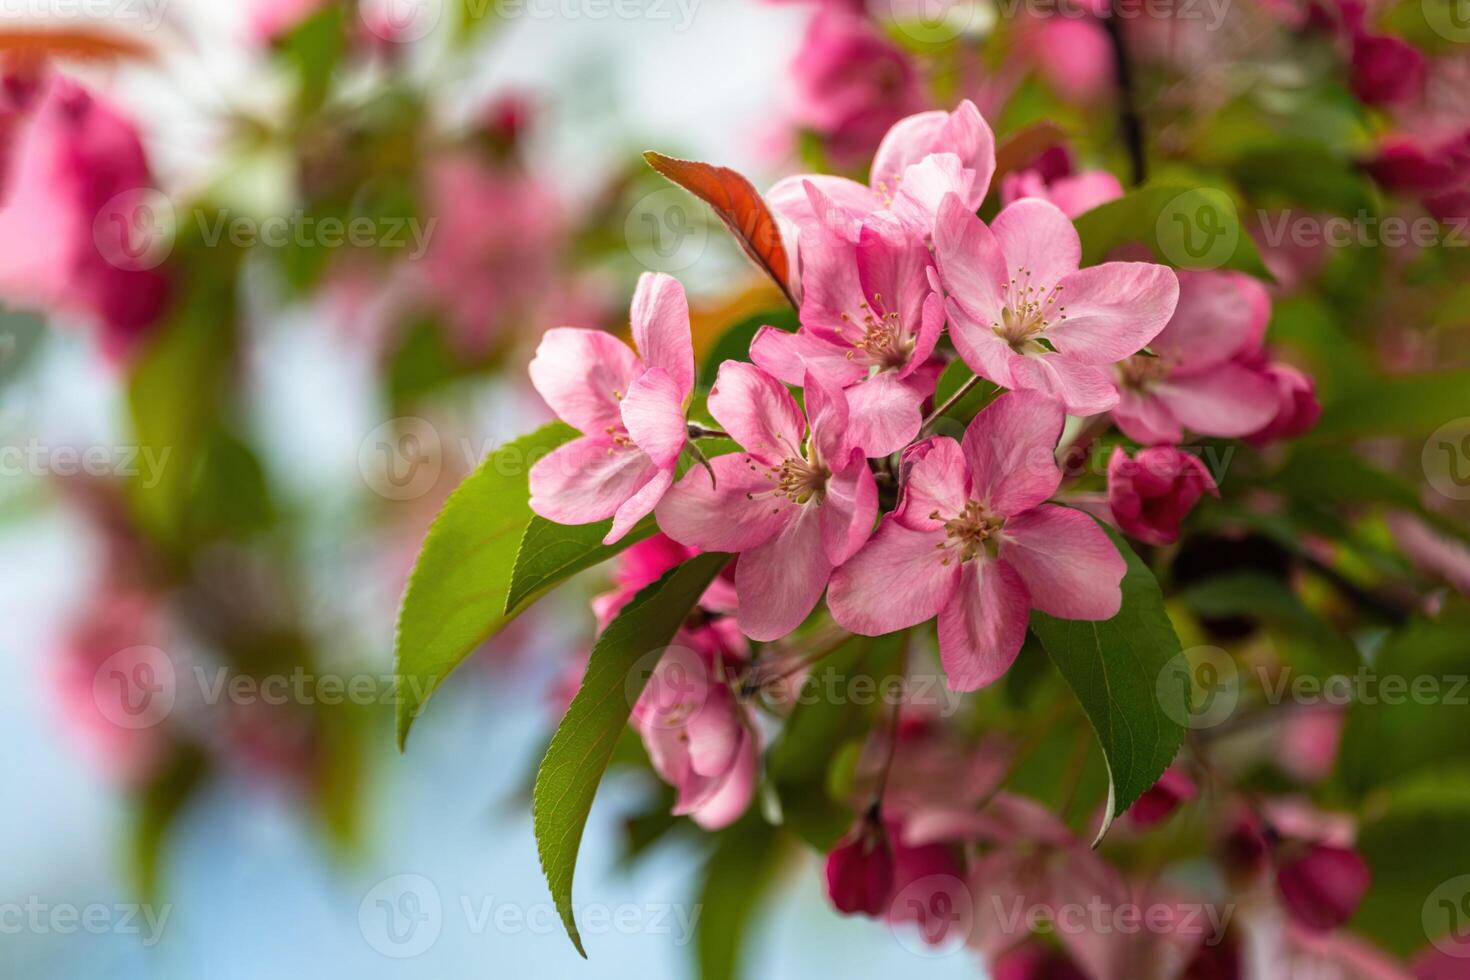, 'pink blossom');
1369,129,1470,222
936,193,1179,416
1386,512,1470,596
1000,165,1123,218
828,391,1126,690
785,7,927,169
768,100,996,239
1023,15,1113,106
1128,765,1198,826
825,814,895,916
656,364,877,641
1111,270,1279,443
1107,446,1219,547
1242,356,1323,445
1276,842,1371,932
750,199,943,455
528,273,695,544
0,75,169,360
1350,32,1426,106
631,643,757,830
